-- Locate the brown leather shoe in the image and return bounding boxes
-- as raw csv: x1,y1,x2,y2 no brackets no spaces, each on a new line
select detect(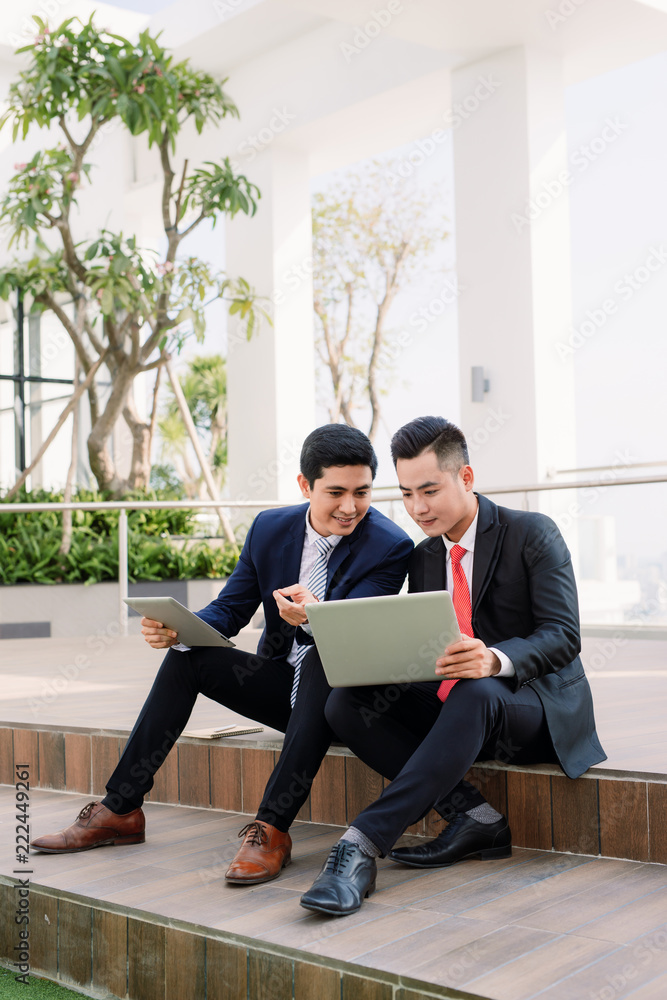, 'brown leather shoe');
30,802,145,854
225,820,292,884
